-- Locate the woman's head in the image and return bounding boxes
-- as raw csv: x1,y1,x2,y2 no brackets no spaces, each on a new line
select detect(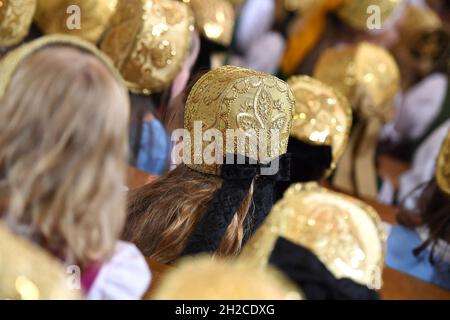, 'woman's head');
124,164,253,264
125,66,293,264
0,42,129,267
